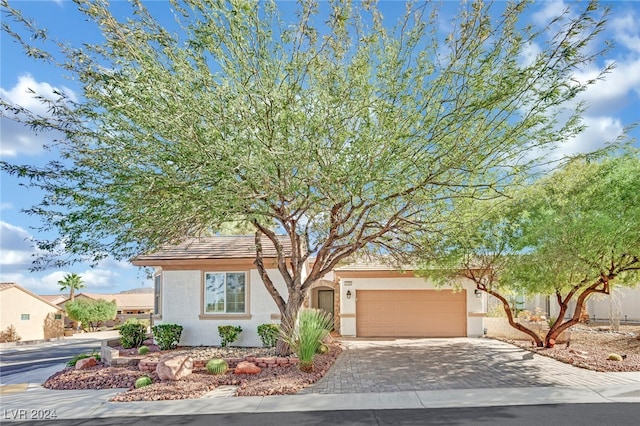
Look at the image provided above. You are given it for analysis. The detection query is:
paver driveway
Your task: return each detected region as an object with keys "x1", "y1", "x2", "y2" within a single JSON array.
[{"x1": 300, "y1": 338, "x2": 640, "y2": 394}]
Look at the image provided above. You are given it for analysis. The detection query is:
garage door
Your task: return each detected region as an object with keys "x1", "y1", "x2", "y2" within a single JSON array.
[{"x1": 356, "y1": 290, "x2": 467, "y2": 337}]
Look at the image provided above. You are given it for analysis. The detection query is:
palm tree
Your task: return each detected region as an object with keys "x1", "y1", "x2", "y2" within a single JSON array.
[{"x1": 58, "y1": 273, "x2": 85, "y2": 302}]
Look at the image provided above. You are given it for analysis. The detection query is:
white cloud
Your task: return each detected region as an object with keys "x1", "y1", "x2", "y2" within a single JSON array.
[
  {"x1": 554, "y1": 115, "x2": 624, "y2": 159},
  {"x1": 0, "y1": 74, "x2": 77, "y2": 158},
  {"x1": 0, "y1": 202, "x2": 13, "y2": 210},
  {"x1": 612, "y1": 12, "x2": 640, "y2": 54},
  {"x1": 532, "y1": 0, "x2": 570, "y2": 27},
  {"x1": 0, "y1": 221, "x2": 38, "y2": 271},
  {"x1": 572, "y1": 59, "x2": 640, "y2": 115}
]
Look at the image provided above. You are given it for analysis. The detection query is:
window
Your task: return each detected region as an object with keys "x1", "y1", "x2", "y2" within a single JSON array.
[
  {"x1": 204, "y1": 272, "x2": 246, "y2": 314},
  {"x1": 55, "y1": 314, "x2": 62, "y2": 320},
  {"x1": 21, "y1": 314, "x2": 30, "y2": 320},
  {"x1": 154, "y1": 273, "x2": 162, "y2": 315}
]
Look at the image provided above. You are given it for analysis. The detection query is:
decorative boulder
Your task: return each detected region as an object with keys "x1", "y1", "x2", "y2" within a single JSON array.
[
  {"x1": 156, "y1": 354, "x2": 193, "y2": 380},
  {"x1": 75, "y1": 357, "x2": 97, "y2": 370},
  {"x1": 235, "y1": 361, "x2": 261, "y2": 375}
]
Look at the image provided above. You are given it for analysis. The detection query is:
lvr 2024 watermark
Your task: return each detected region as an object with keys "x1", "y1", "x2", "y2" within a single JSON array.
[{"x1": 3, "y1": 408, "x2": 57, "y2": 420}]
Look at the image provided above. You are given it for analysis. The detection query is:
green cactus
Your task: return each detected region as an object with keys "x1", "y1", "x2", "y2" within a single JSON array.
[
  {"x1": 135, "y1": 376, "x2": 152, "y2": 389},
  {"x1": 206, "y1": 358, "x2": 229, "y2": 375},
  {"x1": 317, "y1": 343, "x2": 329, "y2": 354},
  {"x1": 607, "y1": 353, "x2": 623, "y2": 361},
  {"x1": 138, "y1": 345, "x2": 149, "y2": 355}
]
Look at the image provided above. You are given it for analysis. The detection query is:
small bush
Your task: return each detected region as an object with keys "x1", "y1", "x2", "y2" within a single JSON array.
[
  {"x1": 138, "y1": 345, "x2": 149, "y2": 355},
  {"x1": 206, "y1": 358, "x2": 229, "y2": 375},
  {"x1": 66, "y1": 350, "x2": 101, "y2": 367},
  {"x1": 218, "y1": 325, "x2": 242, "y2": 347},
  {"x1": 119, "y1": 321, "x2": 147, "y2": 349},
  {"x1": 0, "y1": 325, "x2": 21, "y2": 343},
  {"x1": 135, "y1": 376, "x2": 152, "y2": 389},
  {"x1": 257, "y1": 324, "x2": 280, "y2": 348},
  {"x1": 152, "y1": 323, "x2": 183, "y2": 350}
]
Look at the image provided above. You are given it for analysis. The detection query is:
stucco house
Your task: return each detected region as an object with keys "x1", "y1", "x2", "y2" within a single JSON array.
[
  {"x1": 132, "y1": 236, "x2": 486, "y2": 347},
  {"x1": 0, "y1": 283, "x2": 64, "y2": 342},
  {"x1": 525, "y1": 285, "x2": 640, "y2": 324}
]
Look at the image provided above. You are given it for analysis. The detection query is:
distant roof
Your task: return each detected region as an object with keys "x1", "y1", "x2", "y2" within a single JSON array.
[
  {"x1": 132, "y1": 235, "x2": 292, "y2": 265},
  {"x1": 334, "y1": 256, "x2": 415, "y2": 272},
  {"x1": 40, "y1": 294, "x2": 68, "y2": 305},
  {"x1": 119, "y1": 287, "x2": 154, "y2": 294},
  {"x1": 58, "y1": 292, "x2": 153, "y2": 309},
  {"x1": 0, "y1": 283, "x2": 64, "y2": 311}
]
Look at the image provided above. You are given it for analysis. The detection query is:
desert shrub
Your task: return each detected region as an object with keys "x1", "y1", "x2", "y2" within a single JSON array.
[
  {"x1": 135, "y1": 376, "x2": 152, "y2": 388},
  {"x1": 283, "y1": 308, "x2": 333, "y2": 372},
  {"x1": 206, "y1": 358, "x2": 229, "y2": 375},
  {"x1": 257, "y1": 324, "x2": 280, "y2": 348},
  {"x1": 152, "y1": 323, "x2": 183, "y2": 350},
  {"x1": 218, "y1": 325, "x2": 242, "y2": 347},
  {"x1": 65, "y1": 298, "x2": 117, "y2": 332},
  {"x1": 119, "y1": 321, "x2": 147, "y2": 349},
  {"x1": 66, "y1": 350, "x2": 101, "y2": 367},
  {"x1": 138, "y1": 345, "x2": 149, "y2": 355},
  {"x1": 0, "y1": 325, "x2": 21, "y2": 343}
]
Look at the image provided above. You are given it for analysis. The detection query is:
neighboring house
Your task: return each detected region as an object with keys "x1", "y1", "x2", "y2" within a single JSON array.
[
  {"x1": 0, "y1": 283, "x2": 64, "y2": 341},
  {"x1": 525, "y1": 285, "x2": 640, "y2": 323},
  {"x1": 51, "y1": 291, "x2": 154, "y2": 328},
  {"x1": 132, "y1": 236, "x2": 486, "y2": 347}
]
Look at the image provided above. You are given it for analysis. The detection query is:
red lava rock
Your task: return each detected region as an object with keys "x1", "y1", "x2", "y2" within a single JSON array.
[
  {"x1": 42, "y1": 344, "x2": 343, "y2": 401},
  {"x1": 235, "y1": 361, "x2": 262, "y2": 374},
  {"x1": 76, "y1": 357, "x2": 98, "y2": 370}
]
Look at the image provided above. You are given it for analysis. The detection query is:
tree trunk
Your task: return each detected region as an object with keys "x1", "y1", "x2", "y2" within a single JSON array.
[
  {"x1": 483, "y1": 287, "x2": 544, "y2": 347},
  {"x1": 275, "y1": 291, "x2": 304, "y2": 356}
]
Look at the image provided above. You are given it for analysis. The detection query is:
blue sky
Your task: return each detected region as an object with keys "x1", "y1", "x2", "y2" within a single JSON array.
[{"x1": 1, "y1": 0, "x2": 639, "y2": 295}]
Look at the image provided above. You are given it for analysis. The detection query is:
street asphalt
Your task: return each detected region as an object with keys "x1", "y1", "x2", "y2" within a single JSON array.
[{"x1": 1, "y1": 332, "x2": 639, "y2": 423}]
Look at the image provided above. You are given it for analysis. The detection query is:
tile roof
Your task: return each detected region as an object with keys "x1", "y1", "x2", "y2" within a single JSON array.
[
  {"x1": 334, "y1": 256, "x2": 415, "y2": 272},
  {"x1": 57, "y1": 292, "x2": 153, "y2": 309},
  {"x1": 132, "y1": 235, "x2": 292, "y2": 264}
]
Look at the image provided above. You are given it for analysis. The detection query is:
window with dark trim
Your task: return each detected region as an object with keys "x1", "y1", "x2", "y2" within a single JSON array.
[{"x1": 154, "y1": 274, "x2": 162, "y2": 315}]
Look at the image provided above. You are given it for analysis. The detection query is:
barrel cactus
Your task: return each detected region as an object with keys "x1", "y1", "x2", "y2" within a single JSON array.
[
  {"x1": 135, "y1": 376, "x2": 152, "y2": 389},
  {"x1": 607, "y1": 353, "x2": 623, "y2": 361},
  {"x1": 206, "y1": 358, "x2": 229, "y2": 375}
]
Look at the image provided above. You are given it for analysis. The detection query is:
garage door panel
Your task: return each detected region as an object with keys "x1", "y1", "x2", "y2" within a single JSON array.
[{"x1": 356, "y1": 290, "x2": 466, "y2": 337}]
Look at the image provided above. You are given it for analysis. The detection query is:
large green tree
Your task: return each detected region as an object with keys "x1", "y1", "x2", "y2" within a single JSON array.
[
  {"x1": 65, "y1": 298, "x2": 118, "y2": 332},
  {"x1": 1, "y1": 0, "x2": 613, "y2": 354},
  {"x1": 421, "y1": 151, "x2": 640, "y2": 347}
]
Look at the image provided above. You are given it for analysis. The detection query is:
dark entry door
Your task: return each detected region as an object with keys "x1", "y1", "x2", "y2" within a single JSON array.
[{"x1": 318, "y1": 290, "x2": 335, "y2": 329}]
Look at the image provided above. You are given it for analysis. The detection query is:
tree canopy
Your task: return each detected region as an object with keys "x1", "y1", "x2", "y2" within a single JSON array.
[
  {"x1": 1, "y1": 0, "x2": 614, "y2": 353},
  {"x1": 420, "y1": 151, "x2": 640, "y2": 346},
  {"x1": 65, "y1": 298, "x2": 117, "y2": 332}
]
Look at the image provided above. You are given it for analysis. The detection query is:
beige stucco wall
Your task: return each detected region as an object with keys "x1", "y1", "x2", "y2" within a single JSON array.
[
  {"x1": 525, "y1": 286, "x2": 640, "y2": 323},
  {"x1": 337, "y1": 275, "x2": 485, "y2": 338},
  {"x1": 0, "y1": 287, "x2": 64, "y2": 342},
  {"x1": 155, "y1": 268, "x2": 288, "y2": 347}
]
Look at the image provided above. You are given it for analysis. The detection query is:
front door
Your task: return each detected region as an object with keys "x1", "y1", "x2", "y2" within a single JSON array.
[{"x1": 318, "y1": 289, "x2": 335, "y2": 329}]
